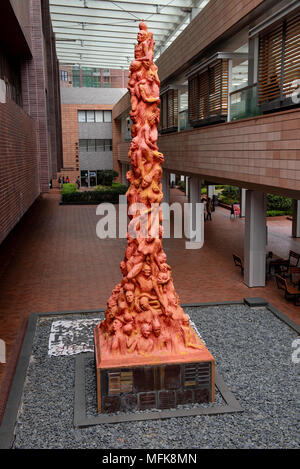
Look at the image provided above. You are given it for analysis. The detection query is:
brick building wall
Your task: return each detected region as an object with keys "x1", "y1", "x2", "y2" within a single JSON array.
[
  {"x1": 117, "y1": 108, "x2": 300, "y2": 199},
  {"x1": 0, "y1": 0, "x2": 62, "y2": 244},
  {"x1": 0, "y1": 99, "x2": 38, "y2": 244}
]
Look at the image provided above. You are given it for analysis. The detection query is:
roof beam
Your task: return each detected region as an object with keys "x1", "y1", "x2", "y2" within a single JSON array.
[
  {"x1": 50, "y1": 6, "x2": 181, "y2": 24},
  {"x1": 56, "y1": 42, "x2": 134, "y2": 52},
  {"x1": 51, "y1": 22, "x2": 165, "y2": 36},
  {"x1": 56, "y1": 48, "x2": 133, "y2": 58},
  {"x1": 50, "y1": 14, "x2": 174, "y2": 29},
  {"x1": 50, "y1": 0, "x2": 184, "y2": 16},
  {"x1": 54, "y1": 33, "x2": 138, "y2": 44},
  {"x1": 59, "y1": 58, "x2": 130, "y2": 67}
]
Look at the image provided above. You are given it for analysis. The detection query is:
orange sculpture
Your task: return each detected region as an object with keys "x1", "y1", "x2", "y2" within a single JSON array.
[{"x1": 95, "y1": 21, "x2": 205, "y2": 362}]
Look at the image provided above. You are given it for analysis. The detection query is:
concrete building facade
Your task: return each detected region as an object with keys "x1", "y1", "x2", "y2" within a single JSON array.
[
  {"x1": 0, "y1": 0, "x2": 62, "y2": 245},
  {"x1": 59, "y1": 87, "x2": 127, "y2": 186}
]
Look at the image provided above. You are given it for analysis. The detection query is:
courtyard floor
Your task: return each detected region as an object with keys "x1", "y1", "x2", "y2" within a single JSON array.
[{"x1": 0, "y1": 188, "x2": 299, "y2": 421}]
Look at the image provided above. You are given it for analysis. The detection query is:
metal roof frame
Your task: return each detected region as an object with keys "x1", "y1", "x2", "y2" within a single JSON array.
[{"x1": 49, "y1": 0, "x2": 211, "y2": 69}]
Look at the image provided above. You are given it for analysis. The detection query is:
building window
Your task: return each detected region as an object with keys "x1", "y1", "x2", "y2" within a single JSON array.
[
  {"x1": 72, "y1": 67, "x2": 80, "y2": 87},
  {"x1": 60, "y1": 70, "x2": 68, "y2": 81},
  {"x1": 79, "y1": 139, "x2": 112, "y2": 151},
  {"x1": 160, "y1": 88, "x2": 178, "y2": 133},
  {"x1": 188, "y1": 59, "x2": 229, "y2": 127},
  {"x1": 103, "y1": 76, "x2": 111, "y2": 88},
  {"x1": 0, "y1": 43, "x2": 22, "y2": 106},
  {"x1": 78, "y1": 110, "x2": 112, "y2": 123},
  {"x1": 258, "y1": 12, "x2": 300, "y2": 111}
]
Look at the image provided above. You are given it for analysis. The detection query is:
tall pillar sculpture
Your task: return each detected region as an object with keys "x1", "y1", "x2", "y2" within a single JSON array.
[{"x1": 94, "y1": 22, "x2": 214, "y2": 414}]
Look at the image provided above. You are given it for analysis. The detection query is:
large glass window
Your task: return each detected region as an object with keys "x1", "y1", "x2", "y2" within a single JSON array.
[
  {"x1": 60, "y1": 70, "x2": 68, "y2": 81},
  {"x1": 95, "y1": 111, "x2": 103, "y2": 122},
  {"x1": 104, "y1": 110, "x2": 112, "y2": 122},
  {"x1": 72, "y1": 67, "x2": 80, "y2": 87},
  {"x1": 79, "y1": 139, "x2": 112, "y2": 151},
  {"x1": 78, "y1": 110, "x2": 112, "y2": 123},
  {"x1": 78, "y1": 110, "x2": 86, "y2": 123}
]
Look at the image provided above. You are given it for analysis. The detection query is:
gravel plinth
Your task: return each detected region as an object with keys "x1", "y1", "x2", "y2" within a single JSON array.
[{"x1": 12, "y1": 305, "x2": 299, "y2": 449}]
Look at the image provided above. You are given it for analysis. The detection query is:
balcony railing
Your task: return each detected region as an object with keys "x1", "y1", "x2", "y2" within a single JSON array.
[{"x1": 229, "y1": 84, "x2": 260, "y2": 121}]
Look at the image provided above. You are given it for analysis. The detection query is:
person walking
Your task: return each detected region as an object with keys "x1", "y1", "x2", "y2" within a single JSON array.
[
  {"x1": 58, "y1": 176, "x2": 61, "y2": 189},
  {"x1": 206, "y1": 197, "x2": 212, "y2": 221},
  {"x1": 76, "y1": 176, "x2": 80, "y2": 190}
]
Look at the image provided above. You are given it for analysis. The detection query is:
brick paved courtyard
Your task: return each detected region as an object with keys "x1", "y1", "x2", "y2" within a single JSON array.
[{"x1": 0, "y1": 189, "x2": 299, "y2": 418}]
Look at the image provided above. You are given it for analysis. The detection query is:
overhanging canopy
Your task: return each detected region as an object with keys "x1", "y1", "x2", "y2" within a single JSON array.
[{"x1": 49, "y1": 0, "x2": 211, "y2": 69}]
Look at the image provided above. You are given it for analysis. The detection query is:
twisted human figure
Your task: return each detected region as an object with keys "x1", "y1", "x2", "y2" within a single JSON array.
[{"x1": 96, "y1": 22, "x2": 204, "y2": 357}]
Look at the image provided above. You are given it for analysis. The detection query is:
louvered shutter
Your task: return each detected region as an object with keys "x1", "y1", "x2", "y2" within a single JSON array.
[
  {"x1": 160, "y1": 88, "x2": 178, "y2": 132},
  {"x1": 258, "y1": 23, "x2": 283, "y2": 104},
  {"x1": 258, "y1": 13, "x2": 300, "y2": 106},
  {"x1": 283, "y1": 13, "x2": 300, "y2": 98},
  {"x1": 188, "y1": 59, "x2": 228, "y2": 126}
]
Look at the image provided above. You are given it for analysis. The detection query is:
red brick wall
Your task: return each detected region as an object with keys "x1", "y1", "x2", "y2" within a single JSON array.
[
  {"x1": 0, "y1": 98, "x2": 39, "y2": 244},
  {"x1": 61, "y1": 103, "x2": 114, "y2": 176},
  {"x1": 116, "y1": 109, "x2": 300, "y2": 199}
]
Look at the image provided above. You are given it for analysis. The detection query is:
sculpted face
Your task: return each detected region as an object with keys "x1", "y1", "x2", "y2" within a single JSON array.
[
  {"x1": 124, "y1": 323, "x2": 133, "y2": 336},
  {"x1": 140, "y1": 296, "x2": 149, "y2": 310},
  {"x1": 112, "y1": 319, "x2": 122, "y2": 332},
  {"x1": 157, "y1": 272, "x2": 168, "y2": 284},
  {"x1": 137, "y1": 31, "x2": 147, "y2": 42},
  {"x1": 142, "y1": 264, "x2": 151, "y2": 278},
  {"x1": 125, "y1": 290, "x2": 134, "y2": 304},
  {"x1": 141, "y1": 323, "x2": 151, "y2": 338}
]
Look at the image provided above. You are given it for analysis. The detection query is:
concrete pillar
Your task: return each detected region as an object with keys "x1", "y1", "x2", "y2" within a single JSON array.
[
  {"x1": 185, "y1": 176, "x2": 190, "y2": 199},
  {"x1": 240, "y1": 188, "x2": 247, "y2": 218},
  {"x1": 244, "y1": 191, "x2": 267, "y2": 287},
  {"x1": 292, "y1": 200, "x2": 300, "y2": 238},
  {"x1": 170, "y1": 173, "x2": 176, "y2": 188},
  {"x1": 207, "y1": 185, "x2": 215, "y2": 199},
  {"x1": 185, "y1": 175, "x2": 204, "y2": 248}
]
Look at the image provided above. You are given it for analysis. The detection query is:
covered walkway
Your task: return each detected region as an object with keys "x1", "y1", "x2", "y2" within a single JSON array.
[{"x1": 0, "y1": 189, "x2": 299, "y2": 418}]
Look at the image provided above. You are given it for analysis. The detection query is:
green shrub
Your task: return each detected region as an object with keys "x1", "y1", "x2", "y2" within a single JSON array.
[
  {"x1": 178, "y1": 180, "x2": 185, "y2": 192},
  {"x1": 95, "y1": 183, "x2": 127, "y2": 194},
  {"x1": 218, "y1": 195, "x2": 239, "y2": 206},
  {"x1": 267, "y1": 194, "x2": 292, "y2": 211},
  {"x1": 96, "y1": 170, "x2": 118, "y2": 186},
  {"x1": 61, "y1": 182, "x2": 127, "y2": 204},
  {"x1": 221, "y1": 186, "x2": 239, "y2": 199},
  {"x1": 62, "y1": 183, "x2": 78, "y2": 194}
]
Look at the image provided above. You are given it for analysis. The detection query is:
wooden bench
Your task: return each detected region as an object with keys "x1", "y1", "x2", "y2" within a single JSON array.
[
  {"x1": 270, "y1": 250, "x2": 300, "y2": 277},
  {"x1": 275, "y1": 274, "x2": 300, "y2": 306},
  {"x1": 233, "y1": 254, "x2": 244, "y2": 275},
  {"x1": 289, "y1": 266, "x2": 300, "y2": 287}
]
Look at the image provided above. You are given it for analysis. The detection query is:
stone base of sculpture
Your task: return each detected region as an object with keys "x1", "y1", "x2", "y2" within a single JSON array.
[{"x1": 94, "y1": 326, "x2": 215, "y2": 414}]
